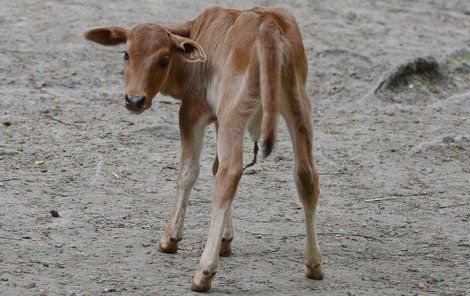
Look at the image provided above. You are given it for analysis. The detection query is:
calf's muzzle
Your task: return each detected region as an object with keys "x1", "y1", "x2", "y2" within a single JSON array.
[{"x1": 125, "y1": 94, "x2": 146, "y2": 112}]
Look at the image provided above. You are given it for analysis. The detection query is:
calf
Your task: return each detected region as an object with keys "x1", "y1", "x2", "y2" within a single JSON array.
[{"x1": 84, "y1": 6, "x2": 323, "y2": 292}]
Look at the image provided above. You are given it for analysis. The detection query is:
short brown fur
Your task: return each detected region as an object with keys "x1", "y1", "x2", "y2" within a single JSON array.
[{"x1": 84, "y1": 6, "x2": 323, "y2": 292}]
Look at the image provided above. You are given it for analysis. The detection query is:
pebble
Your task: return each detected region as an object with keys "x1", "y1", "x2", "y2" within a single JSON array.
[
  {"x1": 24, "y1": 282, "x2": 36, "y2": 288},
  {"x1": 50, "y1": 210, "x2": 60, "y2": 218}
]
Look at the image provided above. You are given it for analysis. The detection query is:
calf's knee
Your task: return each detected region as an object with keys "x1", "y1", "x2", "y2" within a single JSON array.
[{"x1": 179, "y1": 164, "x2": 200, "y2": 188}]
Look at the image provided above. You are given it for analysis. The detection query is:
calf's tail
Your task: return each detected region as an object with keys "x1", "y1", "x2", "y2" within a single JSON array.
[{"x1": 256, "y1": 21, "x2": 282, "y2": 158}]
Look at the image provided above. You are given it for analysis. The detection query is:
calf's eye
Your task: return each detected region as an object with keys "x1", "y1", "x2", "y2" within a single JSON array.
[
  {"x1": 160, "y1": 57, "x2": 169, "y2": 67},
  {"x1": 123, "y1": 51, "x2": 129, "y2": 61}
]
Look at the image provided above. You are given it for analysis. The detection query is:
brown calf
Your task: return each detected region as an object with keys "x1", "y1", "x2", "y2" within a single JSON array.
[{"x1": 84, "y1": 6, "x2": 323, "y2": 292}]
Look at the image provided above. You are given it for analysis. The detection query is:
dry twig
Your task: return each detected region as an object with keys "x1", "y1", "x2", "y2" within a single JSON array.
[
  {"x1": 319, "y1": 232, "x2": 383, "y2": 242},
  {"x1": 45, "y1": 115, "x2": 80, "y2": 127},
  {"x1": 439, "y1": 202, "x2": 470, "y2": 209}
]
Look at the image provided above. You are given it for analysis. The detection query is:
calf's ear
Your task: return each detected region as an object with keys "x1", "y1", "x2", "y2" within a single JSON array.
[
  {"x1": 171, "y1": 34, "x2": 207, "y2": 63},
  {"x1": 84, "y1": 26, "x2": 128, "y2": 46}
]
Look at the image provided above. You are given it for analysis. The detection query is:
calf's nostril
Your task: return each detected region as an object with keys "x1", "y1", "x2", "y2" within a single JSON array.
[
  {"x1": 136, "y1": 96, "x2": 145, "y2": 109},
  {"x1": 125, "y1": 95, "x2": 131, "y2": 106}
]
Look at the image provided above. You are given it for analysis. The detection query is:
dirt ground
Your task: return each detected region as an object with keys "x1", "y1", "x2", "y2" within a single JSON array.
[{"x1": 1, "y1": 0, "x2": 469, "y2": 295}]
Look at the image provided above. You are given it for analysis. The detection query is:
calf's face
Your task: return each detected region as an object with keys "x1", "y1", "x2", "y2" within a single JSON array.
[{"x1": 84, "y1": 24, "x2": 206, "y2": 113}]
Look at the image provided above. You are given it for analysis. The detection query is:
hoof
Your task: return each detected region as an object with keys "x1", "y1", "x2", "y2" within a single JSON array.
[
  {"x1": 158, "y1": 238, "x2": 179, "y2": 254},
  {"x1": 191, "y1": 269, "x2": 215, "y2": 292},
  {"x1": 219, "y1": 238, "x2": 232, "y2": 256},
  {"x1": 305, "y1": 263, "x2": 324, "y2": 280},
  {"x1": 190, "y1": 281, "x2": 211, "y2": 293}
]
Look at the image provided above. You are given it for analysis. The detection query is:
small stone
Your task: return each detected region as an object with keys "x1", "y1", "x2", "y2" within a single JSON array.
[
  {"x1": 2, "y1": 121, "x2": 11, "y2": 127},
  {"x1": 35, "y1": 81, "x2": 47, "y2": 89},
  {"x1": 24, "y1": 282, "x2": 36, "y2": 288},
  {"x1": 50, "y1": 210, "x2": 60, "y2": 218},
  {"x1": 274, "y1": 155, "x2": 286, "y2": 162}
]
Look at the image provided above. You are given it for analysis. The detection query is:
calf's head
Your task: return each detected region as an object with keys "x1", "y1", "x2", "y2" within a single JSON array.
[{"x1": 84, "y1": 24, "x2": 206, "y2": 113}]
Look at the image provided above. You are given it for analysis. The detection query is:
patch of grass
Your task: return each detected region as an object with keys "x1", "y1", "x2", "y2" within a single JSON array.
[
  {"x1": 427, "y1": 84, "x2": 438, "y2": 93},
  {"x1": 410, "y1": 74, "x2": 425, "y2": 84},
  {"x1": 401, "y1": 71, "x2": 444, "y2": 94},
  {"x1": 439, "y1": 67, "x2": 451, "y2": 77},
  {"x1": 446, "y1": 53, "x2": 470, "y2": 64}
]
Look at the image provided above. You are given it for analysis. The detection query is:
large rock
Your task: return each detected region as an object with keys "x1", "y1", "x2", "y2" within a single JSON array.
[
  {"x1": 373, "y1": 56, "x2": 441, "y2": 94},
  {"x1": 359, "y1": 47, "x2": 470, "y2": 106}
]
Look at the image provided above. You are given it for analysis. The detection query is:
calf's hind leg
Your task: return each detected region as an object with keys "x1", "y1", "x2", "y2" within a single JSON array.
[
  {"x1": 191, "y1": 123, "x2": 244, "y2": 291},
  {"x1": 282, "y1": 92, "x2": 324, "y2": 280},
  {"x1": 212, "y1": 123, "x2": 234, "y2": 257},
  {"x1": 219, "y1": 206, "x2": 233, "y2": 256}
]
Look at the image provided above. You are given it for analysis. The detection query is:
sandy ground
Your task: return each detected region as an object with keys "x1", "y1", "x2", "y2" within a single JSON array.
[{"x1": 1, "y1": 0, "x2": 469, "y2": 295}]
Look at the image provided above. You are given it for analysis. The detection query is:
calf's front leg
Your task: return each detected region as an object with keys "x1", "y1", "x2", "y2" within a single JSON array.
[{"x1": 159, "y1": 105, "x2": 208, "y2": 253}]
